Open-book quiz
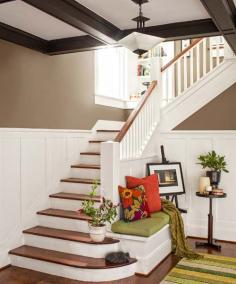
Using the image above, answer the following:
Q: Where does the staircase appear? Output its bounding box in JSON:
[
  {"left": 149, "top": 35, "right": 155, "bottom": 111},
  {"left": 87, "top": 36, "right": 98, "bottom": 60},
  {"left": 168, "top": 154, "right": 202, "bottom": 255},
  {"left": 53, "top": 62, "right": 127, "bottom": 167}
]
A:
[{"left": 9, "top": 128, "right": 137, "bottom": 282}]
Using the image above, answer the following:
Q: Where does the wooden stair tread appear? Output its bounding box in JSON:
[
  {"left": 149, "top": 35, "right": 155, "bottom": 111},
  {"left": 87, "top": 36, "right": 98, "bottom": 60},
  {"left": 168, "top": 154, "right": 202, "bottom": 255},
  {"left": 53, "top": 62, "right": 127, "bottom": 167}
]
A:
[
  {"left": 23, "top": 226, "right": 119, "bottom": 245},
  {"left": 49, "top": 192, "right": 101, "bottom": 202},
  {"left": 71, "top": 163, "right": 100, "bottom": 169},
  {"left": 9, "top": 246, "right": 136, "bottom": 269},
  {"left": 80, "top": 152, "right": 100, "bottom": 156},
  {"left": 96, "top": 130, "right": 120, "bottom": 133},
  {"left": 89, "top": 140, "right": 106, "bottom": 143},
  {"left": 61, "top": 178, "right": 100, "bottom": 184},
  {"left": 37, "top": 208, "right": 92, "bottom": 221}
]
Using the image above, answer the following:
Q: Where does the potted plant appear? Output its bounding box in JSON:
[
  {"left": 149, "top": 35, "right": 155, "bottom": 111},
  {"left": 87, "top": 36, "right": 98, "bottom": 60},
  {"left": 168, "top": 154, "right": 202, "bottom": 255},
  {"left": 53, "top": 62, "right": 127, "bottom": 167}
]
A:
[
  {"left": 80, "top": 181, "right": 118, "bottom": 242},
  {"left": 197, "top": 150, "right": 229, "bottom": 187}
]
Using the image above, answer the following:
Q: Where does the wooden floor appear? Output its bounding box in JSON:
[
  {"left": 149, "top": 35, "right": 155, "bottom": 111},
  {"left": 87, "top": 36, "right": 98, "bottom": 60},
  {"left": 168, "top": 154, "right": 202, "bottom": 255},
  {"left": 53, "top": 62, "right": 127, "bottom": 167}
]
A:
[{"left": 1, "top": 238, "right": 236, "bottom": 284}]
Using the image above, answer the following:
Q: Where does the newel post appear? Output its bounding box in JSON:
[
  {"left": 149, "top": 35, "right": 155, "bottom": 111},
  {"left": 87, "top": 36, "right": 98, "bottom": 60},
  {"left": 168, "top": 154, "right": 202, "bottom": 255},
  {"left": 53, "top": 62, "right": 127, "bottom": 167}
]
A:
[{"left": 101, "top": 141, "right": 120, "bottom": 205}]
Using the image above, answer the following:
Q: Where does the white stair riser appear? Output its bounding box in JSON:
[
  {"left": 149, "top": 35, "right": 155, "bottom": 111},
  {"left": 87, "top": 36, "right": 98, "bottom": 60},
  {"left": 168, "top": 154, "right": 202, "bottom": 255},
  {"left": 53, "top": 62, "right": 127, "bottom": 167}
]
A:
[
  {"left": 10, "top": 256, "right": 136, "bottom": 282},
  {"left": 71, "top": 168, "right": 100, "bottom": 179},
  {"left": 24, "top": 234, "right": 119, "bottom": 258},
  {"left": 88, "top": 143, "right": 101, "bottom": 152},
  {"left": 93, "top": 133, "right": 118, "bottom": 140},
  {"left": 38, "top": 215, "right": 89, "bottom": 233},
  {"left": 50, "top": 198, "right": 100, "bottom": 211},
  {"left": 80, "top": 155, "right": 100, "bottom": 165},
  {"left": 61, "top": 182, "right": 101, "bottom": 195}
]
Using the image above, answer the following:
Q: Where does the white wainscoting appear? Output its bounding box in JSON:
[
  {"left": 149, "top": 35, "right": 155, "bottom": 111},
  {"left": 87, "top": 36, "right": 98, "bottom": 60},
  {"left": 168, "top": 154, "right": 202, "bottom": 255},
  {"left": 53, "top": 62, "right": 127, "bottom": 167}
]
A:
[
  {"left": 0, "top": 128, "right": 92, "bottom": 268},
  {"left": 156, "top": 131, "right": 236, "bottom": 242}
]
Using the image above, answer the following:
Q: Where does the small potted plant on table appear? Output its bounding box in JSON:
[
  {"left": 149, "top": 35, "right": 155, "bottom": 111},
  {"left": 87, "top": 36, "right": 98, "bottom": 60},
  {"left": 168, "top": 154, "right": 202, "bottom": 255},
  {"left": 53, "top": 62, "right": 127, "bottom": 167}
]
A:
[
  {"left": 80, "top": 181, "right": 118, "bottom": 242},
  {"left": 197, "top": 150, "right": 229, "bottom": 188}
]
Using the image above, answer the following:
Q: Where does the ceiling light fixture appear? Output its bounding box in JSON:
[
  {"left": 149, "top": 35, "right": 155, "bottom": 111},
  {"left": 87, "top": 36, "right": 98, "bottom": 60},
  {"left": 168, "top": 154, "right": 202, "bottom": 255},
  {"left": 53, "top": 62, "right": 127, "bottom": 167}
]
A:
[{"left": 119, "top": 0, "right": 164, "bottom": 56}]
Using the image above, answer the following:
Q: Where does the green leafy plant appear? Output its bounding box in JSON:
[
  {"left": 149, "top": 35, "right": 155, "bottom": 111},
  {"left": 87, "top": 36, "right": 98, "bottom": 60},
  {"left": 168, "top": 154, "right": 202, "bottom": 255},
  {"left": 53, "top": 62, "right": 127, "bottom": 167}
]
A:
[
  {"left": 197, "top": 150, "right": 229, "bottom": 173},
  {"left": 80, "top": 180, "right": 118, "bottom": 227}
]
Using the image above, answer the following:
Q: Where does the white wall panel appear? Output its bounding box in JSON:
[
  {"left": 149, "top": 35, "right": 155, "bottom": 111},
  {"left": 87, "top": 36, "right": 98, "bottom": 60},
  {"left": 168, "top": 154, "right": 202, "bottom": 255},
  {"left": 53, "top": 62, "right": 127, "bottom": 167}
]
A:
[
  {"left": 158, "top": 131, "right": 236, "bottom": 242},
  {"left": 0, "top": 128, "right": 91, "bottom": 268}
]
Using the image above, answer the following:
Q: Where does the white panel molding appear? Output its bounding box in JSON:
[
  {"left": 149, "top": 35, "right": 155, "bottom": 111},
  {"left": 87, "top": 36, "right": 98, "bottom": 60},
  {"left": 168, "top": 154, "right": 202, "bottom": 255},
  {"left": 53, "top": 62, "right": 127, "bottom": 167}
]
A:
[
  {"left": 0, "top": 128, "right": 92, "bottom": 268},
  {"left": 157, "top": 130, "right": 236, "bottom": 242}
]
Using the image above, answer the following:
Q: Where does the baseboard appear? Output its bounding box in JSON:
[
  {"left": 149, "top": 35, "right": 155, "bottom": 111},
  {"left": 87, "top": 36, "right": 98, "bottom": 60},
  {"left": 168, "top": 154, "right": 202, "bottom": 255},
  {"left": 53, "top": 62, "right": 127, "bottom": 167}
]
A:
[
  {"left": 0, "top": 264, "right": 11, "bottom": 272},
  {"left": 135, "top": 252, "right": 173, "bottom": 277},
  {"left": 187, "top": 236, "right": 236, "bottom": 244}
]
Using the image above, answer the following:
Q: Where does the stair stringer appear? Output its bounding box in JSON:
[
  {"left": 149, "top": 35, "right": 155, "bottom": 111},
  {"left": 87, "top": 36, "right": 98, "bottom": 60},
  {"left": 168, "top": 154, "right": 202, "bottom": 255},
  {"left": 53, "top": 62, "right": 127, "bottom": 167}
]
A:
[{"left": 160, "top": 58, "right": 236, "bottom": 131}]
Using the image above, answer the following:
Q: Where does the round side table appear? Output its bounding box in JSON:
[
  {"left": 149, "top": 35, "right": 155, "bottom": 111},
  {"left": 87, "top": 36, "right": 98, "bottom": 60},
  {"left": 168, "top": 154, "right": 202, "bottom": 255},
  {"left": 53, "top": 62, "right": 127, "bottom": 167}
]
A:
[{"left": 195, "top": 192, "right": 227, "bottom": 251}]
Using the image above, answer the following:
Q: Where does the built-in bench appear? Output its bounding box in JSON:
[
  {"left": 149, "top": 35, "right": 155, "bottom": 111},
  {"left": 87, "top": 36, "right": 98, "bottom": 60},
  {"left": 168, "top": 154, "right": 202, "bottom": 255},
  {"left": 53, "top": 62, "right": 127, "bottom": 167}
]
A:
[
  {"left": 111, "top": 211, "right": 169, "bottom": 237},
  {"left": 107, "top": 211, "right": 173, "bottom": 275}
]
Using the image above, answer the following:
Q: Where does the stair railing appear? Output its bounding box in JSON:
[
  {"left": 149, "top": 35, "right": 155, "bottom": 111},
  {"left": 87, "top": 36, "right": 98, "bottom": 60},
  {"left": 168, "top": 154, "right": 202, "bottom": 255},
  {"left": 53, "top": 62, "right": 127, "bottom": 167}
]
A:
[
  {"left": 161, "top": 36, "right": 225, "bottom": 106},
  {"left": 114, "top": 80, "right": 158, "bottom": 160}
]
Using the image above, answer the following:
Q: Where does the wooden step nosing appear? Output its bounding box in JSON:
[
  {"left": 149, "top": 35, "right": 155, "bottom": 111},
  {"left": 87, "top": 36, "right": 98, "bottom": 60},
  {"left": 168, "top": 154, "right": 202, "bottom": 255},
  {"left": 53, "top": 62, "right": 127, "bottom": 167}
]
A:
[
  {"left": 60, "top": 179, "right": 100, "bottom": 185},
  {"left": 23, "top": 227, "right": 119, "bottom": 245},
  {"left": 80, "top": 152, "right": 100, "bottom": 156},
  {"left": 37, "top": 211, "right": 91, "bottom": 221},
  {"left": 71, "top": 165, "right": 100, "bottom": 169},
  {"left": 9, "top": 246, "right": 136, "bottom": 270},
  {"left": 88, "top": 140, "right": 106, "bottom": 143},
  {"left": 96, "top": 130, "right": 120, "bottom": 133},
  {"left": 49, "top": 193, "right": 100, "bottom": 202}
]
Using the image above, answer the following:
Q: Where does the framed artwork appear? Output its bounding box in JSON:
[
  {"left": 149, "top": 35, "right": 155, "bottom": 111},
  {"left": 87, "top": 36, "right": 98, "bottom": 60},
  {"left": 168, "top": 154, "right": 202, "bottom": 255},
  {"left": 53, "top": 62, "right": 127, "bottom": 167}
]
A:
[{"left": 147, "top": 162, "right": 185, "bottom": 196}]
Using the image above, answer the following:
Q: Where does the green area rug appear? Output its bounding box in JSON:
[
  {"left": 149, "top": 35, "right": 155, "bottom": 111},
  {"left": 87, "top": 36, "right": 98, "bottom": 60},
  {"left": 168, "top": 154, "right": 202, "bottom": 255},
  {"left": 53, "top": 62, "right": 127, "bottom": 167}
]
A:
[{"left": 161, "top": 254, "right": 236, "bottom": 283}]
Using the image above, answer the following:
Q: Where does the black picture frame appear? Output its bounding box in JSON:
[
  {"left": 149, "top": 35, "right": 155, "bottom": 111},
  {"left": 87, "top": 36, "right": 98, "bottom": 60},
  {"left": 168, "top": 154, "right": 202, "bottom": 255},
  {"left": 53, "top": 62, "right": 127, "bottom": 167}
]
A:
[{"left": 147, "top": 162, "right": 185, "bottom": 196}]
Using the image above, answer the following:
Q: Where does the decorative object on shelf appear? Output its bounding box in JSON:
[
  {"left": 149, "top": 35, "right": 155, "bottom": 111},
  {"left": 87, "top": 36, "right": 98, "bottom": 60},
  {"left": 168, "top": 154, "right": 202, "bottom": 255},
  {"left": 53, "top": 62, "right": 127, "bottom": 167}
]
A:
[
  {"left": 147, "top": 162, "right": 185, "bottom": 196},
  {"left": 80, "top": 180, "right": 118, "bottom": 242},
  {"left": 197, "top": 150, "right": 229, "bottom": 188},
  {"left": 199, "top": 176, "right": 211, "bottom": 194},
  {"left": 119, "top": 0, "right": 164, "bottom": 56},
  {"left": 212, "top": 188, "right": 224, "bottom": 196}
]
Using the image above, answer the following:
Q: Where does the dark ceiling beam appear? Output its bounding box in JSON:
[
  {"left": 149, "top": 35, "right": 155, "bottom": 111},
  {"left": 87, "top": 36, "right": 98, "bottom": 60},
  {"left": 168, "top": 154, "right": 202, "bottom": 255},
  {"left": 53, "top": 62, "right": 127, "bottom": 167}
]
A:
[
  {"left": 22, "top": 0, "right": 122, "bottom": 45},
  {"left": 200, "top": 0, "right": 236, "bottom": 53},
  {"left": 123, "top": 19, "right": 220, "bottom": 41},
  {"left": 47, "top": 35, "right": 108, "bottom": 55},
  {"left": 0, "top": 22, "right": 47, "bottom": 52}
]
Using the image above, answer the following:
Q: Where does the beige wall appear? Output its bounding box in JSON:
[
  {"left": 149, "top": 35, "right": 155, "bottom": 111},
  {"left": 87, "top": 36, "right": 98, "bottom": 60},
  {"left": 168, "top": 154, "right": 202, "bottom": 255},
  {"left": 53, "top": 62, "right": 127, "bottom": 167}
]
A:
[
  {"left": 175, "top": 83, "right": 236, "bottom": 130},
  {"left": 0, "top": 40, "right": 127, "bottom": 129}
]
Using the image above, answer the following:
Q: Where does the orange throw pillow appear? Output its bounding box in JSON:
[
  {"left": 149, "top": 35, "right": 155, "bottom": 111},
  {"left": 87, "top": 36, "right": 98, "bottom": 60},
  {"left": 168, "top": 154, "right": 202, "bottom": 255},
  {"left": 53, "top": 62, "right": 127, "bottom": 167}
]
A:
[{"left": 126, "top": 174, "right": 161, "bottom": 213}]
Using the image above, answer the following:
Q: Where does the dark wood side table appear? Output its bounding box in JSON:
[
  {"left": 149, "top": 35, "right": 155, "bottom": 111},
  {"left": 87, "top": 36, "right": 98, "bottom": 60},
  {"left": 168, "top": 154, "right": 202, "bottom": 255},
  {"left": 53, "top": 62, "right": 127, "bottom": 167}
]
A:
[{"left": 195, "top": 192, "right": 227, "bottom": 251}]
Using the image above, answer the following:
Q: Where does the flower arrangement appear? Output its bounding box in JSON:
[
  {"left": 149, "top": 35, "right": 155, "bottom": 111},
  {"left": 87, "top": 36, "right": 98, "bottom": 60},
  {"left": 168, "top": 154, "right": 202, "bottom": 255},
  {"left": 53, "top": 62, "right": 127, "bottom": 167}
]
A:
[{"left": 81, "top": 180, "right": 118, "bottom": 227}]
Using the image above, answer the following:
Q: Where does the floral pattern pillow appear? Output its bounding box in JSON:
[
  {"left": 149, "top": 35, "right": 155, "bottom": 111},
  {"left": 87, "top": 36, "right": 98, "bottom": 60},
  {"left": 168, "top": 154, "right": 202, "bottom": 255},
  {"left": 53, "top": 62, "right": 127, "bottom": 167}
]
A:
[{"left": 119, "top": 185, "right": 150, "bottom": 222}]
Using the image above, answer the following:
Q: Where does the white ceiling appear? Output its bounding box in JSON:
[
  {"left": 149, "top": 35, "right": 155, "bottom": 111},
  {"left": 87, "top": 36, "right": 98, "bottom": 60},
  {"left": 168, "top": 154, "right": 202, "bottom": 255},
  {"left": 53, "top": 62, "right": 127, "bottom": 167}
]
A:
[
  {"left": 0, "top": 0, "right": 86, "bottom": 40},
  {"left": 76, "top": 0, "right": 209, "bottom": 29}
]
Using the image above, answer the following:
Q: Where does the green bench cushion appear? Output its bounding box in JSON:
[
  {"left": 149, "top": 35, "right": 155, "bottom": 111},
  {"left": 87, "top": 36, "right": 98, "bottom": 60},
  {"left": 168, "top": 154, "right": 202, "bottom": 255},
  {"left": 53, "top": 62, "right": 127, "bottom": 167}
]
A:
[{"left": 111, "top": 211, "right": 169, "bottom": 237}]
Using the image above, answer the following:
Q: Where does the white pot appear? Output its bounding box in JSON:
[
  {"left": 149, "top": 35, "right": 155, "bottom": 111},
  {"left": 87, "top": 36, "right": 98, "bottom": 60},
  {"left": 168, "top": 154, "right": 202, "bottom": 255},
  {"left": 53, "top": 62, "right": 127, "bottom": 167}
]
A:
[{"left": 89, "top": 223, "right": 106, "bottom": 242}]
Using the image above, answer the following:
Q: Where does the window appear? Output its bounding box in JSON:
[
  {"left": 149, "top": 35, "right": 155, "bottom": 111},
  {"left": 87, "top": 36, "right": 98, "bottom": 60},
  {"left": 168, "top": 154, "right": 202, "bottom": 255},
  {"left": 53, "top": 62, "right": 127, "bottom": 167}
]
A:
[{"left": 95, "top": 47, "right": 128, "bottom": 101}]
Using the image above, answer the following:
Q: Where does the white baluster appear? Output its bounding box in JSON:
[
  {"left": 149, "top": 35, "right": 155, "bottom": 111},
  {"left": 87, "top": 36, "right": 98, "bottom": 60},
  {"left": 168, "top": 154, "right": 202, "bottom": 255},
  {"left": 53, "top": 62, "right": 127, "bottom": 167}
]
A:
[
  {"left": 196, "top": 44, "right": 200, "bottom": 81},
  {"left": 177, "top": 60, "right": 181, "bottom": 96},
  {"left": 210, "top": 38, "right": 213, "bottom": 71},
  {"left": 216, "top": 43, "right": 220, "bottom": 66},
  {"left": 203, "top": 38, "right": 207, "bottom": 76},
  {"left": 184, "top": 54, "right": 188, "bottom": 91},
  {"left": 190, "top": 48, "right": 194, "bottom": 85}
]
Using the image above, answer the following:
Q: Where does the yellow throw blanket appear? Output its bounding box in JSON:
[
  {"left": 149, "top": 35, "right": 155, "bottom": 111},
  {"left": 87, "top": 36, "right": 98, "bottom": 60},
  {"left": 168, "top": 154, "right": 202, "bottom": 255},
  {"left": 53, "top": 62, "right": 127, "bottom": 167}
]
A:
[{"left": 161, "top": 198, "right": 202, "bottom": 259}]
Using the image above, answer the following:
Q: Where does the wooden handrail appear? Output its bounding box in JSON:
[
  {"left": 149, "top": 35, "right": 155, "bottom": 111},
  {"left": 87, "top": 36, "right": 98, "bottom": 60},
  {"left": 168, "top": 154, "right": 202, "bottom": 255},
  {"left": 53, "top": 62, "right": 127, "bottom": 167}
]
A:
[
  {"left": 115, "top": 80, "right": 157, "bottom": 143},
  {"left": 161, "top": 38, "right": 203, "bottom": 72}
]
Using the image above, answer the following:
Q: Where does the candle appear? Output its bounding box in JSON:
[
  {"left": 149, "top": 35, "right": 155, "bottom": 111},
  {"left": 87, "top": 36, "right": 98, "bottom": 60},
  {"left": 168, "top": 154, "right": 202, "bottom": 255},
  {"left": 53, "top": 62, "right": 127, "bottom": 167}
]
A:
[{"left": 199, "top": 177, "right": 210, "bottom": 194}]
